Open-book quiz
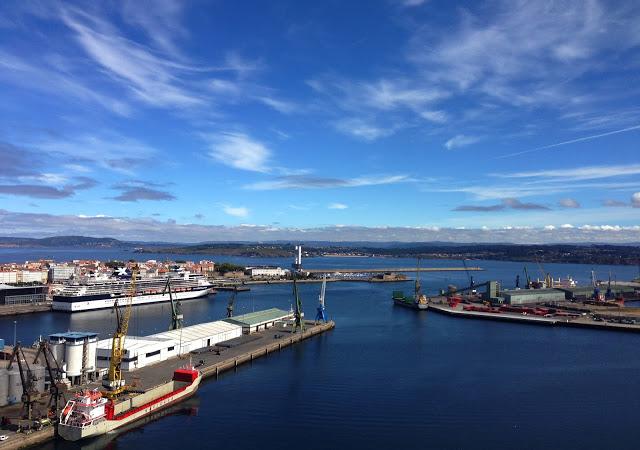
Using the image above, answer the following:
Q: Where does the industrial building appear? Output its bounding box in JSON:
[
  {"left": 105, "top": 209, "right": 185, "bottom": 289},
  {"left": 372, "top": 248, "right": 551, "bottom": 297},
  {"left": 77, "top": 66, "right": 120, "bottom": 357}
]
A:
[
  {"left": 0, "top": 284, "right": 47, "bottom": 305},
  {"left": 0, "top": 270, "right": 48, "bottom": 284},
  {"left": 49, "top": 264, "right": 76, "bottom": 281},
  {"left": 224, "top": 308, "right": 293, "bottom": 334},
  {"left": 96, "top": 320, "right": 243, "bottom": 371},
  {"left": 502, "top": 288, "right": 566, "bottom": 305}
]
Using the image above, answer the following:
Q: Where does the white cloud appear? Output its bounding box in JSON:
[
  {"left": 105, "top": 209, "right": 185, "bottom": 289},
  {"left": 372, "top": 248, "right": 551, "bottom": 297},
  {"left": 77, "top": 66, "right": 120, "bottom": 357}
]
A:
[
  {"left": 402, "top": 0, "right": 426, "bottom": 6},
  {"left": 121, "top": 0, "right": 187, "bottom": 54},
  {"left": 204, "top": 132, "right": 271, "bottom": 173},
  {"left": 334, "top": 118, "right": 399, "bottom": 141},
  {"left": 2, "top": 209, "right": 640, "bottom": 243},
  {"left": 558, "top": 198, "right": 580, "bottom": 208},
  {"left": 496, "top": 164, "right": 640, "bottom": 181},
  {"left": 444, "top": 134, "right": 480, "bottom": 150},
  {"left": 34, "top": 133, "right": 157, "bottom": 175},
  {"left": 255, "top": 96, "right": 297, "bottom": 114},
  {"left": 419, "top": 110, "right": 448, "bottom": 124},
  {"left": 632, "top": 192, "right": 640, "bottom": 208},
  {"left": 328, "top": 203, "right": 348, "bottom": 210},
  {"left": 0, "top": 50, "right": 132, "bottom": 116},
  {"left": 222, "top": 205, "right": 249, "bottom": 218},
  {"left": 61, "top": 7, "right": 205, "bottom": 109},
  {"left": 245, "top": 174, "right": 411, "bottom": 190},
  {"left": 499, "top": 125, "right": 640, "bottom": 159}
]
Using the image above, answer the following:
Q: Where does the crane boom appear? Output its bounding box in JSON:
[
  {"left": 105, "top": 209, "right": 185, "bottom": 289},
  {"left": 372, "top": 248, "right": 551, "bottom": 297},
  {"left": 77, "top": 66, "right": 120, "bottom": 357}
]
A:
[
  {"left": 34, "top": 340, "right": 65, "bottom": 415},
  {"left": 226, "top": 287, "right": 238, "bottom": 318},
  {"left": 103, "top": 265, "right": 137, "bottom": 396},
  {"left": 292, "top": 276, "right": 305, "bottom": 333},
  {"left": 8, "top": 344, "right": 38, "bottom": 420},
  {"left": 315, "top": 274, "right": 327, "bottom": 323},
  {"left": 163, "top": 276, "right": 183, "bottom": 330}
]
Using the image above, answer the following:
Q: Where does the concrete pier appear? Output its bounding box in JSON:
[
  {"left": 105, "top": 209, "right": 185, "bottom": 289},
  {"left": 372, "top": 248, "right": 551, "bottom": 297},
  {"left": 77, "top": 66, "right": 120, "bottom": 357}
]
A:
[{"left": 428, "top": 303, "right": 640, "bottom": 333}]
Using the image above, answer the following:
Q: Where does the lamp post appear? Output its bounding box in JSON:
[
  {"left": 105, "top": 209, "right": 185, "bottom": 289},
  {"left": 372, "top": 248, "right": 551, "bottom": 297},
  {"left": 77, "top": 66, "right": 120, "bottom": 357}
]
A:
[{"left": 13, "top": 320, "right": 17, "bottom": 346}]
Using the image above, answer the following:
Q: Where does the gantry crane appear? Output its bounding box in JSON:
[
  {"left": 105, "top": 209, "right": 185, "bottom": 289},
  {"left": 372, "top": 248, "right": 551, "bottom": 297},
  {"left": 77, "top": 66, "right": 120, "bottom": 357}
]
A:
[
  {"left": 102, "top": 265, "right": 137, "bottom": 397},
  {"left": 462, "top": 259, "right": 475, "bottom": 292},
  {"left": 226, "top": 286, "right": 238, "bottom": 318},
  {"left": 33, "top": 340, "right": 65, "bottom": 417},
  {"left": 315, "top": 274, "right": 327, "bottom": 323},
  {"left": 292, "top": 276, "right": 305, "bottom": 333},
  {"left": 7, "top": 344, "right": 38, "bottom": 420},
  {"left": 163, "top": 276, "right": 183, "bottom": 330}
]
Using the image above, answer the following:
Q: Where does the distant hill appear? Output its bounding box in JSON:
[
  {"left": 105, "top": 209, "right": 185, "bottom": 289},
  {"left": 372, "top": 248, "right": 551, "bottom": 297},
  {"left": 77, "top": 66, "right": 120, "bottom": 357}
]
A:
[
  {"left": 1, "top": 236, "right": 639, "bottom": 265},
  {"left": 0, "top": 236, "right": 127, "bottom": 248}
]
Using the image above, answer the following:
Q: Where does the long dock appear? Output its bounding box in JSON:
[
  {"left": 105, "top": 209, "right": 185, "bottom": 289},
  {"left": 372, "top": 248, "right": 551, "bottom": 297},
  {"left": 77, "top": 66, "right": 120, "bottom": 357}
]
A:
[
  {"left": 0, "top": 303, "right": 51, "bottom": 317},
  {"left": 428, "top": 303, "right": 640, "bottom": 333},
  {"left": 130, "top": 320, "right": 335, "bottom": 390},
  {"left": 305, "top": 267, "right": 483, "bottom": 274}
]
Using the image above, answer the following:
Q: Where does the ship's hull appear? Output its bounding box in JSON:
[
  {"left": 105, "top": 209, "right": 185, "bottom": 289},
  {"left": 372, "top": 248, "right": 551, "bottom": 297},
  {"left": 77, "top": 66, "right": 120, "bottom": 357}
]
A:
[
  {"left": 58, "top": 374, "right": 202, "bottom": 441},
  {"left": 52, "top": 287, "right": 214, "bottom": 312},
  {"left": 393, "top": 298, "right": 428, "bottom": 310}
]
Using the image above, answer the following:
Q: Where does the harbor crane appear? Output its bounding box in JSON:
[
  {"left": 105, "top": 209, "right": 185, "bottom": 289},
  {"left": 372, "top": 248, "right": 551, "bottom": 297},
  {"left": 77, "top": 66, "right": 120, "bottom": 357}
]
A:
[
  {"left": 315, "top": 275, "right": 327, "bottom": 323},
  {"left": 102, "top": 265, "right": 137, "bottom": 397},
  {"left": 7, "top": 343, "right": 38, "bottom": 420},
  {"left": 462, "top": 259, "right": 475, "bottom": 292},
  {"left": 291, "top": 276, "right": 305, "bottom": 333},
  {"left": 523, "top": 266, "right": 532, "bottom": 288},
  {"left": 33, "top": 340, "right": 65, "bottom": 417},
  {"left": 226, "top": 287, "right": 239, "bottom": 318},
  {"left": 163, "top": 276, "right": 183, "bottom": 330}
]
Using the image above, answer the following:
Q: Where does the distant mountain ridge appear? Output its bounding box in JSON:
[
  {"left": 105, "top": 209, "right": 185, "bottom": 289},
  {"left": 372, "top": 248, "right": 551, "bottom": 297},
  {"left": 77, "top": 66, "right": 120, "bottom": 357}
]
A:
[
  {"left": 0, "top": 236, "right": 639, "bottom": 265},
  {"left": 0, "top": 236, "right": 126, "bottom": 248}
]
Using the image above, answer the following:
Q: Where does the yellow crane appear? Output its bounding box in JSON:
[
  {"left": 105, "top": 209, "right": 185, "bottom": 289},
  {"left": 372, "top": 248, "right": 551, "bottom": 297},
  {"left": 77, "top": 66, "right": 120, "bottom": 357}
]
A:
[{"left": 102, "top": 264, "right": 137, "bottom": 397}]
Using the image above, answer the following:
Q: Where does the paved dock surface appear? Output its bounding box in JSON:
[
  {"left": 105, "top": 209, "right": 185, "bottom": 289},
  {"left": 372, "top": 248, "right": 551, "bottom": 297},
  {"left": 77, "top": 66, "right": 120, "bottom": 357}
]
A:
[
  {"left": 127, "top": 320, "right": 334, "bottom": 390},
  {"left": 0, "top": 303, "right": 51, "bottom": 317},
  {"left": 429, "top": 303, "right": 640, "bottom": 332}
]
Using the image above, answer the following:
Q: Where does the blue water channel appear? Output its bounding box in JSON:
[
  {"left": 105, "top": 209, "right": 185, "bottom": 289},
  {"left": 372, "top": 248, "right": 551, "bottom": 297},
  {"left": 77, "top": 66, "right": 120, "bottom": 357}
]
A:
[{"left": 1, "top": 251, "right": 639, "bottom": 449}]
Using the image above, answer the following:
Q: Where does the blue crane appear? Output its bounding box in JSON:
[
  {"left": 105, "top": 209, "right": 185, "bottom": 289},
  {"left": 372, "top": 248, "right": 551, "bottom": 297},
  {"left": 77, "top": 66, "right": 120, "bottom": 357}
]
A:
[{"left": 315, "top": 274, "right": 327, "bottom": 323}]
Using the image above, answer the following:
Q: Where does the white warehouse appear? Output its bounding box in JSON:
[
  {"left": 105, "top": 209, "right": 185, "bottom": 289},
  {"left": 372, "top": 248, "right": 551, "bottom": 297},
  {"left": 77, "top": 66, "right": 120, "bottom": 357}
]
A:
[
  {"left": 96, "top": 320, "right": 242, "bottom": 371},
  {"left": 246, "top": 266, "right": 288, "bottom": 278}
]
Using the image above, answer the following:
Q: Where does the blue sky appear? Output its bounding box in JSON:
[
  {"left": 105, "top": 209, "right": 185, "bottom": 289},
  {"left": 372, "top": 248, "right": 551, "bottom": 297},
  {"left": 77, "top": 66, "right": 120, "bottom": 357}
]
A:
[{"left": 1, "top": 0, "right": 639, "bottom": 243}]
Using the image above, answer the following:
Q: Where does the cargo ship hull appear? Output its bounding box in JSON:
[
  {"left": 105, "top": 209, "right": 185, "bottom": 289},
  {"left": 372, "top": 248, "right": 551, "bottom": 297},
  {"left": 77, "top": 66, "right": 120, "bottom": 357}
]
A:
[
  {"left": 53, "top": 287, "right": 214, "bottom": 312},
  {"left": 59, "top": 369, "right": 201, "bottom": 441},
  {"left": 393, "top": 298, "right": 429, "bottom": 310}
]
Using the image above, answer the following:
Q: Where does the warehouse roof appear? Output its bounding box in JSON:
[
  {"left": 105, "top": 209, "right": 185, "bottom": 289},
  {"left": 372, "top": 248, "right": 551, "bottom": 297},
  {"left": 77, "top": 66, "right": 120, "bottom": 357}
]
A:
[
  {"left": 152, "top": 320, "right": 240, "bottom": 342},
  {"left": 97, "top": 336, "right": 168, "bottom": 352},
  {"left": 502, "top": 288, "right": 564, "bottom": 296},
  {"left": 96, "top": 320, "right": 242, "bottom": 351},
  {"left": 50, "top": 331, "right": 98, "bottom": 340},
  {"left": 224, "top": 308, "right": 292, "bottom": 327}
]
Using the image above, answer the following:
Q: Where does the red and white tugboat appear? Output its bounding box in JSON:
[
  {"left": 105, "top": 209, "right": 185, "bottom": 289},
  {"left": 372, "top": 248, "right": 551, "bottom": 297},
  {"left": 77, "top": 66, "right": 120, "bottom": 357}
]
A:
[{"left": 58, "top": 365, "right": 202, "bottom": 442}]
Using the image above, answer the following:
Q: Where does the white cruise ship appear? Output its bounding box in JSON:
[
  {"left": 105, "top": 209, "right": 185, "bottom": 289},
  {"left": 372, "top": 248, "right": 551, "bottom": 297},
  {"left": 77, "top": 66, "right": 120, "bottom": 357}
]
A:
[{"left": 52, "top": 272, "right": 215, "bottom": 312}]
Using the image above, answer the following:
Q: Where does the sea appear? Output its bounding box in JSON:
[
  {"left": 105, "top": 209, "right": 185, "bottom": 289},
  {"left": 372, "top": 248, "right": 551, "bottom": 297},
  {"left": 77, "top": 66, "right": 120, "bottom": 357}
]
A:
[{"left": 1, "top": 248, "right": 640, "bottom": 450}]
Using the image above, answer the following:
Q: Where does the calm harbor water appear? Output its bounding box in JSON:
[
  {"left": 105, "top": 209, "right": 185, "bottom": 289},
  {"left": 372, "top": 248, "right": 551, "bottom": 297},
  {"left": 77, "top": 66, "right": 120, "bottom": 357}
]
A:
[{"left": 1, "top": 249, "right": 640, "bottom": 449}]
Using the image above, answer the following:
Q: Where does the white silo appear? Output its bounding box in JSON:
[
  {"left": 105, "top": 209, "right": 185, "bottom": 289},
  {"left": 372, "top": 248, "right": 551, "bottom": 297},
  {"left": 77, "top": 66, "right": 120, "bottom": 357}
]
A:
[
  {"left": 64, "top": 338, "right": 84, "bottom": 378},
  {"left": 7, "top": 368, "right": 22, "bottom": 404},
  {"left": 48, "top": 334, "right": 66, "bottom": 366},
  {"left": 32, "top": 364, "right": 46, "bottom": 393},
  {"left": 85, "top": 334, "right": 98, "bottom": 372},
  {"left": 0, "top": 369, "right": 8, "bottom": 407}
]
